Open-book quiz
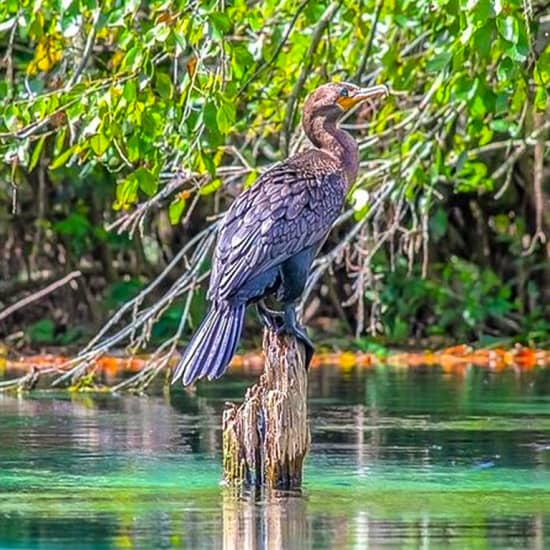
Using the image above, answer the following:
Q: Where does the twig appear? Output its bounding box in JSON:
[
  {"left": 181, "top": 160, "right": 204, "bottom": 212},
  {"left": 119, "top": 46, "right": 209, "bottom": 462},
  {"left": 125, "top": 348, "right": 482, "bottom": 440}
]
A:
[
  {"left": 107, "top": 175, "right": 192, "bottom": 235},
  {"left": 523, "top": 111, "right": 547, "bottom": 255},
  {"left": 110, "top": 275, "right": 198, "bottom": 393},
  {"left": 51, "top": 228, "right": 217, "bottom": 386},
  {"left": 354, "top": 0, "right": 384, "bottom": 82},
  {"left": 237, "top": 0, "right": 310, "bottom": 95},
  {"left": 491, "top": 119, "right": 550, "bottom": 181},
  {"left": 281, "top": 1, "right": 342, "bottom": 154},
  {"left": 65, "top": 8, "right": 102, "bottom": 90},
  {"left": 0, "top": 271, "right": 81, "bottom": 322},
  {"left": 3, "top": 13, "right": 18, "bottom": 98}
]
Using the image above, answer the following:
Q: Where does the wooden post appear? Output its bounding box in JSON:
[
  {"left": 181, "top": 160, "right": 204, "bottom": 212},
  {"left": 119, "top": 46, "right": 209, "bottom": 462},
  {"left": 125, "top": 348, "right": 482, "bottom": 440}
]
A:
[{"left": 222, "top": 328, "right": 310, "bottom": 489}]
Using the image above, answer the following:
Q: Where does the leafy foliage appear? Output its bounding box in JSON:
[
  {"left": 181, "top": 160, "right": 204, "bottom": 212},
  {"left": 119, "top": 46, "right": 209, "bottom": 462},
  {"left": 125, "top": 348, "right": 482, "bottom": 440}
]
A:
[{"left": 0, "top": 0, "right": 548, "bottom": 346}]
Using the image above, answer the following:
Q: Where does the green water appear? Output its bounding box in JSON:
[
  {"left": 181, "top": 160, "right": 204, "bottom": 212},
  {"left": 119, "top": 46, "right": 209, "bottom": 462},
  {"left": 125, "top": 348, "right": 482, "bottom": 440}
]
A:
[{"left": 0, "top": 365, "right": 549, "bottom": 549}]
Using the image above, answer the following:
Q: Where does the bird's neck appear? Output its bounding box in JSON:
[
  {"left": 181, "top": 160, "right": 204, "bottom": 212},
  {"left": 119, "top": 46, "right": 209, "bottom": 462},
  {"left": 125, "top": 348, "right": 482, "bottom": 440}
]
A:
[{"left": 305, "top": 116, "right": 359, "bottom": 186}]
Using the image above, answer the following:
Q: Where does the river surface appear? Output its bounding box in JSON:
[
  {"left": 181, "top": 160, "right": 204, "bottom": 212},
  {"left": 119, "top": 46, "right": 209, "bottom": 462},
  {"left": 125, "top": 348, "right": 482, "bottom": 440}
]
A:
[{"left": 0, "top": 365, "right": 549, "bottom": 549}]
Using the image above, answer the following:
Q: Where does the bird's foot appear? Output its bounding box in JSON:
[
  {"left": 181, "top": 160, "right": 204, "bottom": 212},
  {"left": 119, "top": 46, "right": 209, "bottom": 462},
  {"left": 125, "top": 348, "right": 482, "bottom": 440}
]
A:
[
  {"left": 276, "top": 316, "right": 314, "bottom": 369},
  {"left": 256, "top": 300, "right": 284, "bottom": 330}
]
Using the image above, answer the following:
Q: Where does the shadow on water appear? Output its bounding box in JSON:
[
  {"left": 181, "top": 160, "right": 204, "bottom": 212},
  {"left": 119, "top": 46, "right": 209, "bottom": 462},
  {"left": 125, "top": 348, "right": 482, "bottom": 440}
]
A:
[{"left": 0, "top": 364, "right": 549, "bottom": 549}]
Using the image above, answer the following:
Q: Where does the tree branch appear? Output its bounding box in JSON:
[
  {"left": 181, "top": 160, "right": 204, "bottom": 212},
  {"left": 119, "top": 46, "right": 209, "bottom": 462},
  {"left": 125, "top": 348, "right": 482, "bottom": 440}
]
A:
[
  {"left": 281, "top": 1, "right": 342, "bottom": 155},
  {"left": 65, "top": 8, "right": 102, "bottom": 90},
  {"left": 354, "top": 0, "right": 384, "bottom": 82},
  {"left": 0, "top": 271, "right": 81, "bottom": 322}
]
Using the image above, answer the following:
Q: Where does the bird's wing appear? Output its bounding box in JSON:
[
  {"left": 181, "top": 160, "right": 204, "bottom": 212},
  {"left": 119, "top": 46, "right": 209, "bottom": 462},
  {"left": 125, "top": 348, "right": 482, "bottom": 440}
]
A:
[{"left": 208, "top": 154, "right": 345, "bottom": 302}]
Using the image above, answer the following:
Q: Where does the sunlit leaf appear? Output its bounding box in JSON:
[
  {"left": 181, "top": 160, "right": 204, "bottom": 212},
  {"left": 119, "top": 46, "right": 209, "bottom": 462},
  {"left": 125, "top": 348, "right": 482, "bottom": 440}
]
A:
[
  {"left": 49, "top": 144, "right": 79, "bottom": 170},
  {"left": 198, "top": 178, "right": 222, "bottom": 196},
  {"left": 28, "top": 135, "right": 46, "bottom": 171},
  {"left": 168, "top": 196, "right": 186, "bottom": 224},
  {"left": 216, "top": 100, "right": 235, "bottom": 134},
  {"left": 90, "top": 133, "right": 110, "bottom": 156},
  {"left": 116, "top": 174, "right": 139, "bottom": 206},
  {"left": 497, "top": 15, "right": 518, "bottom": 44}
]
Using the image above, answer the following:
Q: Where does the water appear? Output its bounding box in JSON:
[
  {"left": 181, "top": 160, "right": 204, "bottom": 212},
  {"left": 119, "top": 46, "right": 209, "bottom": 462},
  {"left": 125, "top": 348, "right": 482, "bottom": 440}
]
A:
[{"left": 0, "top": 365, "right": 549, "bottom": 549}]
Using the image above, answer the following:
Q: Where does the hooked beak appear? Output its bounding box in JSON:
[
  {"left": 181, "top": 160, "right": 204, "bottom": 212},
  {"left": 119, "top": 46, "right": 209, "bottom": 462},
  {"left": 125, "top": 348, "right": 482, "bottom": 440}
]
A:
[{"left": 337, "top": 84, "right": 389, "bottom": 111}]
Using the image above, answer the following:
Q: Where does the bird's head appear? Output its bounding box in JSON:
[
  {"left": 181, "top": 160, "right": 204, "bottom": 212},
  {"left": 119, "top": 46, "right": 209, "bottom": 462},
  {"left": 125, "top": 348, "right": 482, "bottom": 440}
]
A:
[{"left": 303, "top": 82, "right": 389, "bottom": 123}]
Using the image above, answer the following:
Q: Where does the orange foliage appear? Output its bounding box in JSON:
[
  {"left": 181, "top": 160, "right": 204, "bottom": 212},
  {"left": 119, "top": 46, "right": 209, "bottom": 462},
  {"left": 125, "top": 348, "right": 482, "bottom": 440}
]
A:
[{"left": 3, "top": 345, "right": 549, "bottom": 377}]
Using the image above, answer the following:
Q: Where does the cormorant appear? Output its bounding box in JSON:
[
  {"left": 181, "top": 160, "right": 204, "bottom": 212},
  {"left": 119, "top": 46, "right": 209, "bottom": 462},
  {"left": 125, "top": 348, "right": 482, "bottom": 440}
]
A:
[{"left": 172, "top": 82, "right": 389, "bottom": 386}]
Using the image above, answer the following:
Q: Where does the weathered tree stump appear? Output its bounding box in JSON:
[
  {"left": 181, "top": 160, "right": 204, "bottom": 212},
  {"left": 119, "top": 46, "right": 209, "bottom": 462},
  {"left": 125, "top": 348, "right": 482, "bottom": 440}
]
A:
[{"left": 222, "top": 328, "right": 310, "bottom": 489}]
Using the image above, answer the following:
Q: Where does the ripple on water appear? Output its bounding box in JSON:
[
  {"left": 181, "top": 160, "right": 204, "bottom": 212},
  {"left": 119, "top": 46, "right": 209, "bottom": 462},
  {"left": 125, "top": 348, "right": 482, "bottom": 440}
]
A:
[{"left": 0, "top": 365, "right": 549, "bottom": 549}]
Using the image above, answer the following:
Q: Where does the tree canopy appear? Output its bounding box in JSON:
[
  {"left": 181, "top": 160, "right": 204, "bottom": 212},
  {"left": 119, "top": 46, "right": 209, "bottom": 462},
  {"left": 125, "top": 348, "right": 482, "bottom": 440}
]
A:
[{"left": 0, "top": 0, "right": 549, "bottom": 360}]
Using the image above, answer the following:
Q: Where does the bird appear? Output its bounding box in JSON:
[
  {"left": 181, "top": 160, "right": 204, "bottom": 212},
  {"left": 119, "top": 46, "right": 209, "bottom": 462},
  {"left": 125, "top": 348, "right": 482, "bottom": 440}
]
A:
[{"left": 172, "top": 81, "right": 389, "bottom": 386}]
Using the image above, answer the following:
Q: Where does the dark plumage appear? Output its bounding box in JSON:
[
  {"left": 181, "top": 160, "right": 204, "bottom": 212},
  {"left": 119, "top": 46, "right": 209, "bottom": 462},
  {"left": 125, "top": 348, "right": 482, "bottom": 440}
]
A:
[{"left": 172, "top": 82, "right": 389, "bottom": 386}]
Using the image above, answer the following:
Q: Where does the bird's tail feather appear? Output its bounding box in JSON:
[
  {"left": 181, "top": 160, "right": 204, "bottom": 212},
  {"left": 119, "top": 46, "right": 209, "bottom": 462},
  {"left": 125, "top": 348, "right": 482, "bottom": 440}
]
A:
[{"left": 172, "top": 303, "right": 245, "bottom": 386}]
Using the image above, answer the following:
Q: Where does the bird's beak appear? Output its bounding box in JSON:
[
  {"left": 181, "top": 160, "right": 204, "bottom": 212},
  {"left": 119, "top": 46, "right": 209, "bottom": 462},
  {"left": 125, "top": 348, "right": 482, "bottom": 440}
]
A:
[{"left": 337, "top": 84, "right": 389, "bottom": 111}]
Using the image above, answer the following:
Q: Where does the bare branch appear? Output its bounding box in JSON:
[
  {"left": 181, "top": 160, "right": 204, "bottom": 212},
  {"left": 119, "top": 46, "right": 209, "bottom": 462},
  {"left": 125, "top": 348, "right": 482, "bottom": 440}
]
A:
[
  {"left": 281, "top": 1, "right": 342, "bottom": 155},
  {"left": 65, "top": 8, "right": 102, "bottom": 90},
  {"left": 0, "top": 271, "right": 81, "bottom": 322}
]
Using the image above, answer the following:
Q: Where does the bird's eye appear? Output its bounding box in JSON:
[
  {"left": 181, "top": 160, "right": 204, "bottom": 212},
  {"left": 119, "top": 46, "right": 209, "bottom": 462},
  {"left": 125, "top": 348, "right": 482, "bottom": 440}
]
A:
[{"left": 339, "top": 87, "right": 349, "bottom": 97}]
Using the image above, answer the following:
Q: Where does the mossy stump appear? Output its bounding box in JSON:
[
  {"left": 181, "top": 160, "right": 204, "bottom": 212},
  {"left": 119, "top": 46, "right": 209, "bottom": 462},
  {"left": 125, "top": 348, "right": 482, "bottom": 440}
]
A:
[{"left": 222, "top": 328, "right": 310, "bottom": 489}]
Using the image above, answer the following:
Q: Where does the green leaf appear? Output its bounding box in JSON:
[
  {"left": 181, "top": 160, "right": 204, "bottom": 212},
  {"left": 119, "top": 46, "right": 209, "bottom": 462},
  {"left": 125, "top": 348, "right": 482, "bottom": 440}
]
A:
[
  {"left": 105, "top": 279, "right": 144, "bottom": 309},
  {"left": 199, "top": 178, "right": 222, "bottom": 196},
  {"left": 457, "top": 161, "right": 490, "bottom": 191},
  {"left": 116, "top": 174, "right": 139, "bottom": 206},
  {"left": 134, "top": 167, "right": 157, "bottom": 197},
  {"left": 216, "top": 100, "right": 235, "bottom": 134},
  {"left": 510, "top": 84, "right": 526, "bottom": 113},
  {"left": 490, "top": 119, "right": 509, "bottom": 133},
  {"left": 429, "top": 208, "right": 448, "bottom": 241},
  {"left": 469, "top": 95, "right": 486, "bottom": 118},
  {"left": 478, "top": 125, "right": 493, "bottom": 146},
  {"left": 230, "top": 44, "right": 254, "bottom": 79},
  {"left": 497, "top": 15, "right": 518, "bottom": 44},
  {"left": 496, "top": 57, "right": 514, "bottom": 82},
  {"left": 350, "top": 188, "right": 369, "bottom": 212},
  {"left": 49, "top": 144, "right": 79, "bottom": 170},
  {"left": 473, "top": 24, "right": 493, "bottom": 59},
  {"left": 27, "top": 319, "right": 55, "bottom": 344},
  {"left": 503, "top": 42, "right": 527, "bottom": 62},
  {"left": 150, "top": 22, "right": 171, "bottom": 42},
  {"left": 121, "top": 46, "right": 143, "bottom": 71},
  {"left": 90, "top": 133, "right": 110, "bottom": 156},
  {"left": 426, "top": 51, "right": 452, "bottom": 73},
  {"left": 28, "top": 135, "right": 46, "bottom": 171},
  {"left": 155, "top": 72, "right": 173, "bottom": 99},
  {"left": 203, "top": 101, "right": 222, "bottom": 147},
  {"left": 123, "top": 80, "right": 137, "bottom": 102},
  {"left": 470, "top": 0, "right": 495, "bottom": 23},
  {"left": 126, "top": 134, "right": 140, "bottom": 163},
  {"left": 534, "top": 86, "right": 548, "bottom": 112},
  {"left": 0, "top": 17, "right": 16, "bottom": 34},
  {"left": 534, "top": 49, "right": 550, "bottom": 86},
  {"left": 197, "top": 151, "right": 216, "bottom": 177},
  {"left": 244, "top": 169, "right": 258, "bottom": 188},
  {"left": 54, "top": 212, "right": 91, "bottom": 238},
  {"left": 141, "top": 110, "right": 157, "bottom": 136},
  {"left": 168, "top": 197, "right": 186, "bottom": 224},
  {"left": 209, "top": 12, "right": 231, "bottom": 37}
]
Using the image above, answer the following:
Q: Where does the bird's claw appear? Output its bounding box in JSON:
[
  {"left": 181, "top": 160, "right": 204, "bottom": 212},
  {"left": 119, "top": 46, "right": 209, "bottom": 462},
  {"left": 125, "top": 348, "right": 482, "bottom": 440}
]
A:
[
  {"left": 256, "top": 300, "right": 284, "bottom": 330},
  {"left": 276, "top": 322, "right": 314, "bottom": 369},
  {"left": 258, "top": 301, "right": 314, "bottom": 368}
]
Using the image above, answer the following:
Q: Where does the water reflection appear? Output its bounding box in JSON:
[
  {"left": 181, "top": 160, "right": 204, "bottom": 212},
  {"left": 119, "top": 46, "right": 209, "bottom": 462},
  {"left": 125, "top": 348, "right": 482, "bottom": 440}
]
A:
[
  {"left": 220, "top": 488, "right": 550, "bottom": 550},
  {"left": 0, "top": 365, "right": 548, "bottom": 549},
  {"left": 223, "top": 490, "right": 307, "bottom": 550}
]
